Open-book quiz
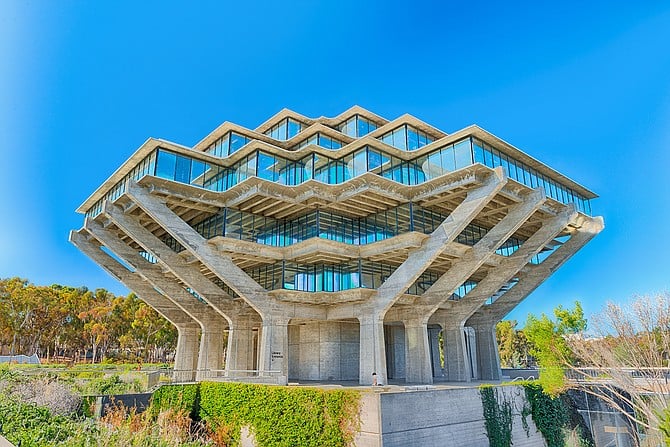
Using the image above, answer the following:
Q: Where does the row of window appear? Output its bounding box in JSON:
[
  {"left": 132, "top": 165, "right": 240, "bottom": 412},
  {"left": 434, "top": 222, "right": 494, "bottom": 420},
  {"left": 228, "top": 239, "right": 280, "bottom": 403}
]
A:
[
  {"left": 296, "top": 132, "right": 343, "bottom": 150},
  {"left": 379, "top": 124, "right": 434, "bottom": 151},
  {"left": 191, "top": 205, "right": 532, "bottom": 259},
  {"left": 85, "top": 137, "right": 592, "bottom": 218},
  {"left": 246, "top": 260, "right": 476, "bottom": 296},
  {"left": 472, "top": 139, "right": 588, "bottom": 212},
  {"left": 265, "top": 117, "right": 304, "bottom": 140},
  {"left": 205, "top": 132, "right": 249, "bottom": 158},
  {"left": 205, "top": 121, "right": 433, "bottom": 156},
  {"left": 337, "top": 114, "right": 378, "bottom": 137},
  {"left": 153, "top": 140, "right": 592, "bottom": 213}
]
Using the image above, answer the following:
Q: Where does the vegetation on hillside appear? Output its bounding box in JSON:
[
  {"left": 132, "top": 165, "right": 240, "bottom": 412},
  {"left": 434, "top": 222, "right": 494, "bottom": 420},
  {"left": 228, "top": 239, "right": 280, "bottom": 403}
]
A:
[{"left": 0, "top": 277, "right": 177, "bottom": 363}]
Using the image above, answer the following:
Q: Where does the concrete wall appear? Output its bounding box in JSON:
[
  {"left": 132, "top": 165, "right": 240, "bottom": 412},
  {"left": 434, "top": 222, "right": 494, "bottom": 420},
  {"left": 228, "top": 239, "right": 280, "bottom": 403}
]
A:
[
  {"left": 355, "top": 385, "right": 547, "bottom": 447},
  {"left": 288, "top": 321, "right": 359, "bottom": 381}
]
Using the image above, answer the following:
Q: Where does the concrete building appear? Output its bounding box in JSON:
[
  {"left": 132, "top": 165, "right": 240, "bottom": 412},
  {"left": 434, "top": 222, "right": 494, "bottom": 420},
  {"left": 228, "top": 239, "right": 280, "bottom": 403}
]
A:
[{"left": 70, "top": 106, "right": 603, "bottom": 385}]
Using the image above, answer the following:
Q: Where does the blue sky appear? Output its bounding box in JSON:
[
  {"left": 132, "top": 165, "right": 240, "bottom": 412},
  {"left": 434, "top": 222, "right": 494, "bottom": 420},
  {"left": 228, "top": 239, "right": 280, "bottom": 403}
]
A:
[{"left": 1, "top": 1, "right": 669, "bottom": 324}]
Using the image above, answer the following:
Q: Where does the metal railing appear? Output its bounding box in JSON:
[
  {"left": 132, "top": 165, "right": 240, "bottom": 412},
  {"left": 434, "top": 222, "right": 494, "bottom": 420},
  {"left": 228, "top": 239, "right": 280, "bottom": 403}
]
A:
[{"left": 171, "top": 369, "right": 287, "bottom": 385}]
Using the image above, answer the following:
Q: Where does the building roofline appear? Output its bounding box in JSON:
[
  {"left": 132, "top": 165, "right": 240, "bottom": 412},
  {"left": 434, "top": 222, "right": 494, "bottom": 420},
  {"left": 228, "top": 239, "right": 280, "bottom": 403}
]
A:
[{"left": 76, "top": 112, "right": 598, "bottom": 213}]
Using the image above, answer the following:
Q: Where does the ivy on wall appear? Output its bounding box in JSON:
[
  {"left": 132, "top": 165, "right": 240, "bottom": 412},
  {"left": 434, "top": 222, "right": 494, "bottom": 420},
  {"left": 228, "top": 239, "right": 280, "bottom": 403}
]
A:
[
  {"left": 480, "top": 385, "right": 513, "bottom": 447},
  {"left": 522, "top": 383, "right": 593, "bottom": 447},
  {"left": 150, "top": 382, "right": 360, "bottom": 447}
]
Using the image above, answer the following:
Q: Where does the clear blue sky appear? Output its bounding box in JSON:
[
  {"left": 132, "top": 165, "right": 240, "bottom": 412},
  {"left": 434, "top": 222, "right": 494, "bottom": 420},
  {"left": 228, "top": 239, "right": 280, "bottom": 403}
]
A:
[{"left": 1, "top": 1, "right": 669, "bottom": 324}]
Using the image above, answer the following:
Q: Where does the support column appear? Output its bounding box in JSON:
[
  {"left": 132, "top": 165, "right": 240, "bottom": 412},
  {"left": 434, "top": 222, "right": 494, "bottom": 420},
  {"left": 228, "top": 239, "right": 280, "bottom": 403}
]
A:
[
  {"left": 258, "top": 317, "right": 289, "bottom": 384},
  {"left": 196, "top": 321, "right": 226, "bottom": 380},
  {"left": 226, "top": 317, "right": 258, "bottom": 373},
  {"left": 442, "top": 323, "right": 471, "bottom": 382},
  {"left": 174, "top": 327, "right": 200, "bottom": 382},
  {"left": 472, "top": 322, "right": 501, "bottom": 381},
  {"left": 359, "top": 315, "right": 387, "bottom": 386},
  {"left": 404, "top": 319, "right": 433, "bottom": 384}
]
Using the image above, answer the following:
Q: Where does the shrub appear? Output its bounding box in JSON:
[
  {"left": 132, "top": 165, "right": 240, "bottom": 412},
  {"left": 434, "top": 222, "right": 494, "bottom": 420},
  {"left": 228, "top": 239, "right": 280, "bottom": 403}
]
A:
[{"left": 150, "top": 382, "right": 361, "bottom": 447}]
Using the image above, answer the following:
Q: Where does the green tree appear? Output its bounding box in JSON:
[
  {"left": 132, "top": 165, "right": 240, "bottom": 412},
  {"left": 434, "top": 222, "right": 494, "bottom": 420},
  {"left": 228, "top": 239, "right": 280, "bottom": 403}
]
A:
[{"left": 524, "top": 301, "right": 586, "bottom": 395}]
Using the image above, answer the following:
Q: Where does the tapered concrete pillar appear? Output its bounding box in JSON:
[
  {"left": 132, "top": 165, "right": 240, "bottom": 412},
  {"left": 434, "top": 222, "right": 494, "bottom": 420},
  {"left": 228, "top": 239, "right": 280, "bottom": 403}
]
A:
[
  {"left": 258, "top": 317, "right": 289, "bottom": 383},
  {"left": 174, "top": 327, "right": 200, "bottom": 382},
  {"left": 428, "top": 326, "right": 443, "bottom": 378},
  {"left": 472, "top": 323, "right": 501, "bottom": 380},
  {"left": 404, "top": 319, "right": 433, "bottom": 384},
  {"left": 196, "top": 321, "right": 226, "bottom": 380},
  {"left": 359, "top": 316, "right": 387, "bottom": 385},
  {"left": 442, "top": 324, "right": 470, "bottom": 382}
]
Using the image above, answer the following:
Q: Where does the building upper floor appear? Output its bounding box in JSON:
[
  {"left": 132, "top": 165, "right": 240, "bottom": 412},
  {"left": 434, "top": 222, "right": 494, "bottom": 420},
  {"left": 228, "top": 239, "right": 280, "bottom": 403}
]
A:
[{"left": 78, "top": 106, "right": 597, "bottom": 219}]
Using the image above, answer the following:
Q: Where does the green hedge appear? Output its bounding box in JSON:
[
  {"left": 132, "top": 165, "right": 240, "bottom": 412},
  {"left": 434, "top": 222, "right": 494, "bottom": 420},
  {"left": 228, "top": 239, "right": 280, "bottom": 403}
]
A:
[
  {"left": 150, "top": 383, "right": 200, "bottom": 420},
  {"left": 150, "top": 382, "right": 360, "bottom": 447}
]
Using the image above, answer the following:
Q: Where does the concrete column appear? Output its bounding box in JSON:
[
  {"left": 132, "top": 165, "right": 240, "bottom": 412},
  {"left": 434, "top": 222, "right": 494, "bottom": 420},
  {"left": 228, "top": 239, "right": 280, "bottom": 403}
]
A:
[
  {"left": 226, "top": 319, "right": 257, "bottom": 373},
  {"left": 258, "top": 317, "right": 289, "bottom": 383},
  {"left": 404, "top": 319, "right": 433, "bottom": 384},
  {"left": 442, "top": 324, "right": 471, "bottom": 382},
  {"left": 427, "top": 326, "right": 443, "bottom": 378},
  {"left": 196, "top": 321, "right": 225, "bottom": 380},
  {"left": 472, "top": 322, "right": 502, "bottom": 381},
  {"left": 174, "top": 327, "right": 200, "bottom": 382},
  {"left": 359, "top": 315, "right": 387, "bottom": 385}
]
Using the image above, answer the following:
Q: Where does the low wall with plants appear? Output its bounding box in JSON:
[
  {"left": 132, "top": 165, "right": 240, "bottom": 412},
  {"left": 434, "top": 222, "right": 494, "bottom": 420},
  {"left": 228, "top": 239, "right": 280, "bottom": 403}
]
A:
[
  {"left": 150, "top": 382, "right": 361, "bottom": 447},
  {"left": 480, "top": 383, "right": 594, "bottom": 447}
]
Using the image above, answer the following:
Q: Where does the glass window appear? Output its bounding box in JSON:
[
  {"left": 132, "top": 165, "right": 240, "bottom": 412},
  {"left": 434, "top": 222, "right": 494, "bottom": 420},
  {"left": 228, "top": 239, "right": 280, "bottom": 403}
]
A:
[
  {"left": 407, "top": 127, "right": 419, "bottom": 150},
  {"left": 156, "top": 150, "right": 177, "bottom": 180},
  {"left": 175, "top": 155, "right": 191, "bottom": 183},
  {"left": 440, "top": 146, "right": 456, "bottom": 172},
  {"left": 257, "top": 152, "right": 276, "bottom": 181},
  {"left": 190, "top": 160, "right": 205, "bottom": 187},
  {"left": 357, "top": 118, "right": 369, "bottom": 137},
  {"left": 473, "top": 141, "right": 485, "bottom": 164},
  {"left": 392, "top": 126, "right": 407, "bottom": 150},
  {"left": 229, "top": 132, "right": 248, "bottom": 155},
  {"left": 287, "top": 119, "right": 302, "bottom": 139},
  {"left": 454, "top": 140, "right": 473, "bottom": 169}
]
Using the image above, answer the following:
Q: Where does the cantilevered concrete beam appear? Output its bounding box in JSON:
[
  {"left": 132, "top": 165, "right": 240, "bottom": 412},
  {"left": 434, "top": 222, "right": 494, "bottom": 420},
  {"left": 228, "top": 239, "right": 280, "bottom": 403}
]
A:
[
  {"left": 467, "top": 217, "right": 604, "bottom": 327},
  {"left": 83, "top": 219, "right": 240, "bottom": 379},
  {"left": 122, "top": 183, "right": 325, "bottom": 380},
  {"left": 438, "top": 207, "right": 578, "bottom": 381},
  {"left": 464, "top": 217, "right": 604, "bottom": 378},
  {"left": 353, "top": 169, "right": 506, "bottom": 385},
  {"left": 383, "top": 187, "right": 545, "bottom": 383},
  {"left": 371, "top": 169, "right": 507, "bottom": 315},
  {"left": 100, "top": 204, "right": 259, "bottom": 378},
  {"left": 70, "top": 230, "right": 201, "bottom": 381},
  {"left": 124, "top": 182, "right": 274, "bottom": 314}
]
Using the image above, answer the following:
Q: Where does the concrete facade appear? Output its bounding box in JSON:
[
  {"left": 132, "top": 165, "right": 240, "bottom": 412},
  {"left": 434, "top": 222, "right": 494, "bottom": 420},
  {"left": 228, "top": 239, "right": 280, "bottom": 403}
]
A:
[
  {"left": 355, "top": 385, "right": 547, "bottom": 447},
  {"left": 71, "top": 106, "right": 603, "bottom": 385}
]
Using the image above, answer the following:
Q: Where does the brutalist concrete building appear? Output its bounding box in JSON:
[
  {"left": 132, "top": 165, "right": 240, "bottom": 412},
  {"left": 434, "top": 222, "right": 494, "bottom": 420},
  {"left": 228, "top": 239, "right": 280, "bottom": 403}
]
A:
[{"left": 70, "top": 106, "right": 603, "bottom": 385}]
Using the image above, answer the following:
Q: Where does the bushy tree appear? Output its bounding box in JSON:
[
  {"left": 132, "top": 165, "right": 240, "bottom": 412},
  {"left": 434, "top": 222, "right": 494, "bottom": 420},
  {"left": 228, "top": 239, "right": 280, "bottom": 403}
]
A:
[
  {"left": 524, "top": 301, "right": 586, "bottom": 395},
  {"left": 0, "top": 278, "right": 177, "bottom": 363},
  {"left": 496, "top": 320, "right": 530, "bottom": 368}
]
